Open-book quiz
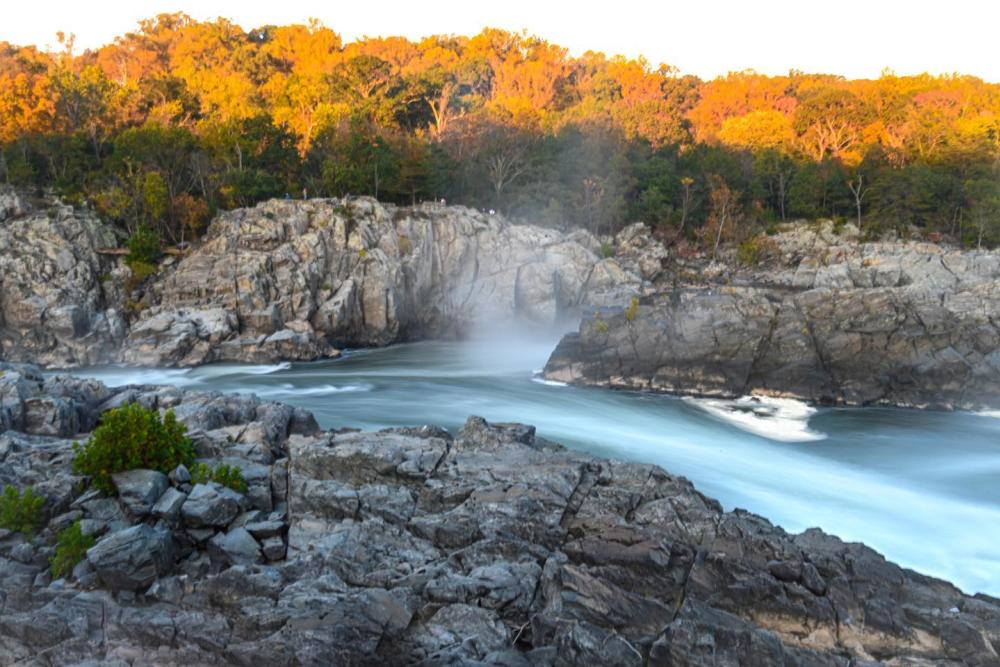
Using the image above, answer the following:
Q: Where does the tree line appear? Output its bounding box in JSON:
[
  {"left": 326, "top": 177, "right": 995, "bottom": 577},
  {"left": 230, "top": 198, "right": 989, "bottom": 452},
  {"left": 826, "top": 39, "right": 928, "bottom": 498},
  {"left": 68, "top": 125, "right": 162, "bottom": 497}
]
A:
[{"left": 3, "top": 13, "right": 1000, "bottom": 248}]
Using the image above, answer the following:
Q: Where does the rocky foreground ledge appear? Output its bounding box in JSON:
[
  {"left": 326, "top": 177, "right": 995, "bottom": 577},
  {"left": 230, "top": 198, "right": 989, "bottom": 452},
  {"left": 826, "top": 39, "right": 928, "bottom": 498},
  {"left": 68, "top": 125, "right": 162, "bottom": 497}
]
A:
[
  {"left": 1, "top": 365, "right": 999, "bottom": 665},
  {"left": 546, "top": 227, "right": 1000, "bottom": 410}
]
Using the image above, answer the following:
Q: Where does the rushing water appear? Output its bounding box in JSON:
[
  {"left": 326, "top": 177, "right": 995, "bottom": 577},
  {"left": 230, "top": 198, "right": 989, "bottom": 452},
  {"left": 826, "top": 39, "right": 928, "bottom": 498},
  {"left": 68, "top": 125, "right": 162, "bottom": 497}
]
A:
[{"left": 65, "top": 332, "right": 1000, "bottom": 596}]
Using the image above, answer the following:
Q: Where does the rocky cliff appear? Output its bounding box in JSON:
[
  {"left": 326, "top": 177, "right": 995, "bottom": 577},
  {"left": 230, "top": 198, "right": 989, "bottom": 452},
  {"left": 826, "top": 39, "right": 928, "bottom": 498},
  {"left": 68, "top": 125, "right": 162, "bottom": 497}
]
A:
[
  {"left": 545, "top": 224, "right": 1000, "bottom": 410},
  {"left": 2, "top": 367, "right": 998, "bottom": 665},
  {"left": 122, "top": 197, "right": 636, "bottom": 366},
  {"left": 0, "top": 194, "right": 127, "bottom": 367},
  {"left": 0, "top": 189, "right": 637, "bottom": 368}
]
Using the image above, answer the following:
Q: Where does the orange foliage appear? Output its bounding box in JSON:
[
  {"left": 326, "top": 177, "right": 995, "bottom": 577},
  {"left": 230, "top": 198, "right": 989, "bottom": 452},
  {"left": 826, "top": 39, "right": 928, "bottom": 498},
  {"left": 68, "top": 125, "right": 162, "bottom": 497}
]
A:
[{"left": 3, "top": 16, "right": 1000, "bottom": 169}]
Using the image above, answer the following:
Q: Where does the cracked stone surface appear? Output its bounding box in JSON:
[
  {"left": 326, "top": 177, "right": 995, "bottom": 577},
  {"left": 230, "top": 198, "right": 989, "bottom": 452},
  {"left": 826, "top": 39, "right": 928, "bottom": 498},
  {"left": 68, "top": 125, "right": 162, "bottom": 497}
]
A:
[
  {"left": 1, "top": 368, "right": 998, "bottom": 665},
  {"left": 544, "top": 280, "right": 1000, "bottom": 410},
  {"left": 0, "top": 187, "right": 642, "bottom": 368}
]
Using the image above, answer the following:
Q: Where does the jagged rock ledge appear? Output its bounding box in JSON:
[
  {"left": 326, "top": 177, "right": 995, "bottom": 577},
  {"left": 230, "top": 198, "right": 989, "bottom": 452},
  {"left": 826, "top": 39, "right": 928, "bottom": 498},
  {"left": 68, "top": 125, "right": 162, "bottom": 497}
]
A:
[
  {"left": 0, "top": 188, "right": 640, "bottom": 369},
  {"left": 545, "top": 236, "right": 1000, "bottom": 410},
  {"left": 1, "top": 363, "right": 998, "bottom": 665}
]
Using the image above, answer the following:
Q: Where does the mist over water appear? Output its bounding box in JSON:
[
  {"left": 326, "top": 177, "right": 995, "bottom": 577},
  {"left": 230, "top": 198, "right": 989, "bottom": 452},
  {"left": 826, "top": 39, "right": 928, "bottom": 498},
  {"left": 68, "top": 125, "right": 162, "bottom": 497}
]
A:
[{"left": 66, "top": 330, "right": 1000, "bottom": 596}]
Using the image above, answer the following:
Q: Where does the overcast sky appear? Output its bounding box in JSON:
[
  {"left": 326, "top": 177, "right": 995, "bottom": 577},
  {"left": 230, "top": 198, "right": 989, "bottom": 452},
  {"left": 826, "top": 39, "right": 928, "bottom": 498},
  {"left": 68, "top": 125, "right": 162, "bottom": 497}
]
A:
[{"left": 4, "top": 0, "right": 997, "bottom": 82}]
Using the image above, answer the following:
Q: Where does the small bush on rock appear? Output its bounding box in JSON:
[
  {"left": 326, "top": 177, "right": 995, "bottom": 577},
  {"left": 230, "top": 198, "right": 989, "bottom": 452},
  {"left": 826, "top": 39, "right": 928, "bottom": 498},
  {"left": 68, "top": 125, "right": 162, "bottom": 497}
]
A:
[
  {"left": 126, "top": 225, "right": 161, "bottom": 265},
  {"left": 190, "top": 462, "right": 247, "bottom": 493},
  {"left": 72, "top": 403, "right": 195, "bottom": 494},
  {"left": 124, "top": 259, "right": 157, "bottom": 292},
  {"left": 0, "top": 485, "right": 45, "bottom": 534},
  {"left": 50, "top": 520, "right": 95, "bottom": 578},
  {"left": 624, "top": 297, "right": 639, "bottom": 322}
]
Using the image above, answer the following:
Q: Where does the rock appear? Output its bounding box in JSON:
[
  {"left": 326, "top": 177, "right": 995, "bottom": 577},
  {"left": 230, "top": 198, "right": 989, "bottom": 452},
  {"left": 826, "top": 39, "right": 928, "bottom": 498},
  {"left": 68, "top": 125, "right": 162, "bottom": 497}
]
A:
[
  {"left": 117, "top": 197, "right": 636, "bottom": 366},
  {"left": 260, "top": 536, "right": 286, "bottom": 561},
  {"left": 0, "top": 194, "right": 124, "bottom": 367},
  {"left": 545, "top": 280, "right": 1000, "bottom": 409},
  {"left": 244, "top": 520, "right": 283, "bottom": 539},
  {"left": 180, "top": 483, "right": 242, "bottom": 528},
  {"left": 112, "top": 470, "right": 169, "bottom": 517},
  {"left": 0, "top": 184, "right": 28, "bottom": 222},
  {"left": 170, "top": 464, "right": 191, "bottom": 485},
  {"left": 71, "top": 558, "right": 95, "bottom": 583},
  {"left": 207, "top": 527, "right": 262, "bottom": 566},
  {"left": 86, "top": 525, "right": 174, "bottom": 590},
  {"left": 0, "top": 192, "right": 643, "bottom": 369},
  {"left": 151, "top": 487, "right": 187, "bottom": 521}
]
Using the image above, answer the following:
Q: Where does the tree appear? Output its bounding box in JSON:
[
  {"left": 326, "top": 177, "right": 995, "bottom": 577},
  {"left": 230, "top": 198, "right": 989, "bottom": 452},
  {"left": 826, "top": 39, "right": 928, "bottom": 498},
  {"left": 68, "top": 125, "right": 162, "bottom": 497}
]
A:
[
  {"left": 846, "top": 172, "right": 869, "bottom": 228},
  {"left": 794, "top": 88, "right": 869, "bottom": 163},
  {"left": 963, "top": 177, "right": 1000, "bottom": 248},
  {"left": 705, "top": 175, "right": 742, "bottom": 259}
]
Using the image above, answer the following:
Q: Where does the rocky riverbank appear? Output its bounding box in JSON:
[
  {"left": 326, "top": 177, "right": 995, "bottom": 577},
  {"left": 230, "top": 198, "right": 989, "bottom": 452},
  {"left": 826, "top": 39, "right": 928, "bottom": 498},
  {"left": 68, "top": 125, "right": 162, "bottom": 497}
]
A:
[
  {"left": 1, "top": 366, "right": 999, "bottom": 665},
  {"left": 545, "top": 222, "right": 1000, "bottom": 410},
  {"left": 0, "top": 188, "right": 639, "bottom": 368}
]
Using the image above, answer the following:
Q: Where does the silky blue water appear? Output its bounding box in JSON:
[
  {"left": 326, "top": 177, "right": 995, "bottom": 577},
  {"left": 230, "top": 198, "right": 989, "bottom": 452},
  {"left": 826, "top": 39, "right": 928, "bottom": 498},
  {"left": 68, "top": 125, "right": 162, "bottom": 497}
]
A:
[{"left": 66, "top": 335, "right": 1000, "bottom": 596}]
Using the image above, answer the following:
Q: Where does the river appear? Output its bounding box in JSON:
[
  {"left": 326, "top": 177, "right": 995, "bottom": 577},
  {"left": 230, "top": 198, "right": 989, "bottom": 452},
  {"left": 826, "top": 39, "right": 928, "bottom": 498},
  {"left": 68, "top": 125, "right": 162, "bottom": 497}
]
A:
[{"left": 65, "top": 332, "right": 1000, "bottom": 596}]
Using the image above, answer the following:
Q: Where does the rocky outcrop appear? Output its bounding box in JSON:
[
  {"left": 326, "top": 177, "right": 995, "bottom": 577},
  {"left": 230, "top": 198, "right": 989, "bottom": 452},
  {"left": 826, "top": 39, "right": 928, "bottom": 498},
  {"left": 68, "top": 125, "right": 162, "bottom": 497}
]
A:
[
  {"left": 1, "top": 368, "right": 999, "bottom": 665},
  {"left": 546, "top": 226, "right": 1000, "bottom": 410},
  {"left": 0, "top": 190, "right": 639, "bottom": 368},
  {"left": 0, "top": 188, "right": 127, "bottom": 367},
  {"left": 121, "top": 198, "right": 637, "bottom": 366}
]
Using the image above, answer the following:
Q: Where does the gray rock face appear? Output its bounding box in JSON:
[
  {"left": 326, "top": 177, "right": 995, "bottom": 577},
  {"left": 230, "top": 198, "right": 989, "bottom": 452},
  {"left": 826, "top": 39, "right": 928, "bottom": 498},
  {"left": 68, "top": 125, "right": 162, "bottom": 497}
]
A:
[
  {"left": 111, "top": 469, "right": 169, "bottom": 517},
  {"left": 207, "top": 527, "right": 262, "bottom": 565},
  {"left": 85, "top": 525, "right": 174, "bottom": 590},
  {"left": 545, "top": 279, "right": 1000, "bottom": 409},
  {"left": 119, "top": 197, "right": 636, "bottom": 366},
  {"left": 0, "top": 191, "right": 639, "bottom": 368},
  {"left": 151, "top": 487, "right": 187, "bottom": 521},
  {"left": 180, "top": 483, "right": 242, "bottom": 528},
  {"left": 0, "top": 192, "right": 125, "bottom": 367}
]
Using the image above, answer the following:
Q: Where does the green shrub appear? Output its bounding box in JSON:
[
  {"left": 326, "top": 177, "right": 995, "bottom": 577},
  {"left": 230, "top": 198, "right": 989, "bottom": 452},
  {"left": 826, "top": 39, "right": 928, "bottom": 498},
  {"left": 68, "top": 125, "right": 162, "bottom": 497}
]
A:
[
  {"left": 624, "top": 297, "right": 639, "bottom": 323},
  {"left": 398, "top": 235, "right": 413, "bottom": 255},
  {"left": 593, "top": 318, "right": 610, "bottom": 333},
  {"left": 126, "top": 225, "right": 161, "bottom": 265},
  {"left": 124, "top": 259, "right": 157, "bottom": 292},
  {"left": 50, "top": 520, "right": 95, "bottom": 578},
  {"left": 600, "top": 242, "right": 615, "bottom": 258},
  {"left": 72, "top": 403, "right": 195, "bottom": 495},
  {"left": 737, "top": 238, "right": 762, "bottom": 266},
  {"left": 190, "top": 462, "right": 248, "bottom": 493},
  {"left": 0, "top": 486, "right": 45, "bottom": 534}
]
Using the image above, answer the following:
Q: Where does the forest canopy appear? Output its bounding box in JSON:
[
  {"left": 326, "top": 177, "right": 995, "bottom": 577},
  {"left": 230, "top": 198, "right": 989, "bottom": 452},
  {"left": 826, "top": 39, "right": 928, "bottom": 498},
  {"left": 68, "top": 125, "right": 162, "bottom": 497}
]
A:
[{"left": 3, "top": 14, "right": 1000, "bottom": 247}]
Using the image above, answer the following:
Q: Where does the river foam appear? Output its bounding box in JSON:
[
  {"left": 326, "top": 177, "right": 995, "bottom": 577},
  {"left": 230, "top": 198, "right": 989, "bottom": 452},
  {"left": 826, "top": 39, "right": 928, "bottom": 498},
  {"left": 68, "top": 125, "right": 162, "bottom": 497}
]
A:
[{"left": 682, "top": 395, "right": 827, "bottom": 443}]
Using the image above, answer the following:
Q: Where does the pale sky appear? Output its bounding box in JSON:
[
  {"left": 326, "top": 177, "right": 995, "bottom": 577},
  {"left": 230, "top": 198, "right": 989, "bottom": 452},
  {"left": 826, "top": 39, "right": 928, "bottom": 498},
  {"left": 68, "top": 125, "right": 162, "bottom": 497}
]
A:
[{"left": 4, "top": 0, "right": 999, "bottom": 82}]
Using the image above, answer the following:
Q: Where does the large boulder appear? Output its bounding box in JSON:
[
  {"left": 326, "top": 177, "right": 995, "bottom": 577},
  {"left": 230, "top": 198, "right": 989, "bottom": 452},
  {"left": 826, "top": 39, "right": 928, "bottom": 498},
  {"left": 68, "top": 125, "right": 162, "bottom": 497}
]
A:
[
  {"left": 86, "top": 524, "right": 174, "bottom": 590},
  {"left": 207, "top": 527, "right": 262, "bottom": 566},
  {"left": 112, "top": 470, "right": 169, "bottom": 517},
  {"left": 180, "top": 483, "right": 243, "bottom": 528}
]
